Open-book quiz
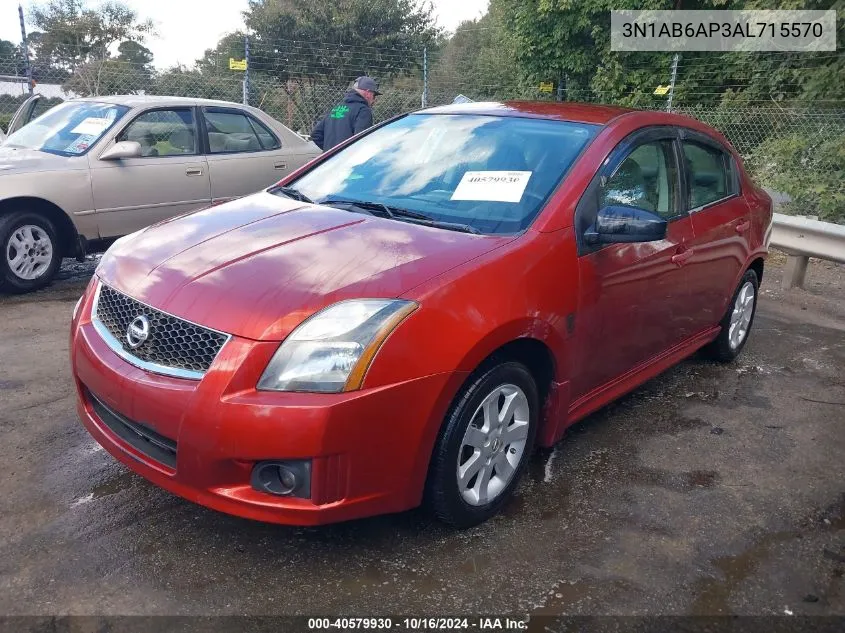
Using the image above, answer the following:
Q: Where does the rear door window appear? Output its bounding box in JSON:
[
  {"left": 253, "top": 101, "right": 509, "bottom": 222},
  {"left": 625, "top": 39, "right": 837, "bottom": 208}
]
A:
[
  {"left": 682, "top": 141, "right": 734, "bottom": 209},
  {"left": 203, "top": 109, "right": 280, "bottom": 153}
]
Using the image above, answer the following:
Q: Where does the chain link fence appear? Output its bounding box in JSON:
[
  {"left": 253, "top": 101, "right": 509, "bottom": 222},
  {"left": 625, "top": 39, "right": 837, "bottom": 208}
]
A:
[{"left": 1, "top": 46, "right": 843, "bottom": 222}]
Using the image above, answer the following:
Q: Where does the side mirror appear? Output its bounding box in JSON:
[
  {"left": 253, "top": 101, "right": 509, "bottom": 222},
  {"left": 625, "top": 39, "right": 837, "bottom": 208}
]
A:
[
  {"left": 100, "top": 140, "right": 142, "bottom": 161},
  {"left": 585, "top": 205, "right": 668, "bottom": 245}
]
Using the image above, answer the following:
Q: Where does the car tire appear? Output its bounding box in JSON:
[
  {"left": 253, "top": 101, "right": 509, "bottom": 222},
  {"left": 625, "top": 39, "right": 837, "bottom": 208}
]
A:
[
  {"left": 425, "top": 360, "right": 539, "bottom": 528},
  {"left": 702, "top": 269, "right": 759, "bottom": 362},
  {"left": 0, "top": 211, "right": 62, "bottom": 294}
]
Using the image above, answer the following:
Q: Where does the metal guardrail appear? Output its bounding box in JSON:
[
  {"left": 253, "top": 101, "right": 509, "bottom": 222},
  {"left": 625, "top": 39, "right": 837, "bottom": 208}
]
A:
[{"left": 771, "top": 213, "right": 845, "bottom": 289}]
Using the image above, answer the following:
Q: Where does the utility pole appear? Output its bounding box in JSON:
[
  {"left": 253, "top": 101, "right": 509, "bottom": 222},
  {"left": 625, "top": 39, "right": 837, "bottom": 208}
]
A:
[
  {"left": 422, "top": 47, "right": 428, "bottom": 108},
  {"left": 666, "top": 53, "right": 679, "bottom": 112},
  {"left": 19, "top": 4, "right": 33, "bottom": 94}
]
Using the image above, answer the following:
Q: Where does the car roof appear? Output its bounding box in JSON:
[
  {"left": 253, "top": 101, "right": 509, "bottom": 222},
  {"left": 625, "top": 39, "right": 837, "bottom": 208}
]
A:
[
  {"left": 417, "top": 101, "right": 636, "bottom": 125},
  {"left": 72, "top": 95, "right": 249, "bottom": 109}
]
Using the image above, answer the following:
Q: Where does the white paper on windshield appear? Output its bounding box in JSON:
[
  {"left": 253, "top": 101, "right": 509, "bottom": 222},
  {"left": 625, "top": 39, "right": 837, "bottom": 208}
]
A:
[
  {"left": 70, "top": 117, "right": 112, "bottom": 136},
  {"left": 451, "top": 171, "right": 532, "bottom": 203},
  {"left": 65, "top": 134, "right": 96, "bottom": 154}
]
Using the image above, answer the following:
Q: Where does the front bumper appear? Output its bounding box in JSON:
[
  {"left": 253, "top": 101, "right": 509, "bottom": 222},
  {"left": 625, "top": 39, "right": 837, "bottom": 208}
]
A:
[{"left": 70, "top": 290, "right": 458, "bottom": 526}]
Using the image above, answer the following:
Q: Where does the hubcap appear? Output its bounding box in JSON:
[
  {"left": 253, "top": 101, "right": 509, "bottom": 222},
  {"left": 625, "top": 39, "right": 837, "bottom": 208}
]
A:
[
  {"left": 6, "top": 224, "right": 53, "bottom": 281},
  {"left": 728, "top": 281, "right": 755, "bottom": 350},
  {"left": 457, "top": 383, "right": 530, "bottom": 506}
]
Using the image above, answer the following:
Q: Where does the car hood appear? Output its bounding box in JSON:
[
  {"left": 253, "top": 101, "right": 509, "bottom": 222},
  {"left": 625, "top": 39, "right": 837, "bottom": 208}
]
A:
[
  {"left": 0, "top": 146, "right": 84, "bottom": 174},
  {"left": 96, "top": 191, "right": 511, "bottom": 341}
]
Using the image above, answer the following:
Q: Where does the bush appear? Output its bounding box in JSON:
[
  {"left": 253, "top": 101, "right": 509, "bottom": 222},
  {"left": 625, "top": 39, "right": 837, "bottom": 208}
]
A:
[{"left": 749, "top": 132, "right": 845, "bottom": 225}]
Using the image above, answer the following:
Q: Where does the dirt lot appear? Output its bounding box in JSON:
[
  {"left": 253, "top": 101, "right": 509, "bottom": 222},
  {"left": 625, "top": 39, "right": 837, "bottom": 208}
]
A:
[{"left": 0, "top": 254, "right": 843, "bottom": 620}]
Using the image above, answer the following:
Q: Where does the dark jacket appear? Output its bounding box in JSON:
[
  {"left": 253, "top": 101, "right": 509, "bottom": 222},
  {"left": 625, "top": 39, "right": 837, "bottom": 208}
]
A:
[{"left": 310, "top": 90, "right": 374, "bottom": 151}]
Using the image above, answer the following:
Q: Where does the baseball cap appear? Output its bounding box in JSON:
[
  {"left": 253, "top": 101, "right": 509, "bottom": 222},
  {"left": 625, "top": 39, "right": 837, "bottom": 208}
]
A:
[{"left": 354, "top": 76, "right": 382, "bottom": 95}]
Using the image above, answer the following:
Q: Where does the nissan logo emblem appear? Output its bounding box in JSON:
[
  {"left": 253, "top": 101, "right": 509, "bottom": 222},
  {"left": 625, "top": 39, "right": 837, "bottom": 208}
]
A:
[{"left": 126, "top": 315, "right": 150, "bottom": 349}]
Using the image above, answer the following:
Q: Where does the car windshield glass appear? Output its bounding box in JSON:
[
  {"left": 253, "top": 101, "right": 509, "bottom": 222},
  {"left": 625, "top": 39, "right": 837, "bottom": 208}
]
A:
[
  {"left": 288, "top": 113, "right": 598, "bottom": 235},
  {"left": 3, "top": 101, "right": 129, "bottom": 156}
]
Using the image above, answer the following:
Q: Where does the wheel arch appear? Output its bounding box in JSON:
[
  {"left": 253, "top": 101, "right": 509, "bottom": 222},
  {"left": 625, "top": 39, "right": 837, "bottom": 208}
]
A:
[
  {"left": 409, "top": 326, "right": 562, "bottom": 509},
  {"left": 748, "top": 256, "right": 764, "bottom": 284},
  {"left": 0, "top": 196, "right": 80, "bottom": 258}
]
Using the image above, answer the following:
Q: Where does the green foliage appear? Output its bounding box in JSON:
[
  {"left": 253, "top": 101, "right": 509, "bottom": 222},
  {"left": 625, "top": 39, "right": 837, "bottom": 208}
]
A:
[
  {"left": 29, "top": 0, "right": 154, "bottom": 70},
  {"left": 26, "top": 0, "right": 153, "bottom": 95},
  {"left": 0, "top": 40, "right": 24, "bottom": 76},
  {"left": 63, "top": 59, "right": 151, "bottom": 96},
  {"left": 750, "top": 132, "right": 845, "bottom": 224},
  {"left": 493, "top": 0, "right": 843, "bottom": 107},
  {"left": 242, "top": 0, "right": 440, "bottom": 82},
  {"left": 428, "top": 7, "right": 521, "bottom": 100},
  {"left": 150, "top": 67, "right": 243, "bottom": 103},
  {"left": 0, "top": 93, "right": 63, "bottom": 134},
  {"left": 117, "top": 40, "right": 153, "bottom": 67}
]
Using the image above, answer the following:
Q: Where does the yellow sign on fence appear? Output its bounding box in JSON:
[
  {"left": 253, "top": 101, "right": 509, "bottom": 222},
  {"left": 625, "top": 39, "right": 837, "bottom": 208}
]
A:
[
  {"left": 653, "top": 85, "right": 670, "bottom": 95},
  {"left": 229, "top": 58, "right": 247, "bottom": 71},
  {"left": 539, "top": 81, "right": 554, "bottom": 93}
]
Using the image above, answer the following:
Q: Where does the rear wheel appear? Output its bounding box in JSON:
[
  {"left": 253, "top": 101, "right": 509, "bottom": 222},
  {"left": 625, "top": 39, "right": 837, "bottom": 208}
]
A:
[
  {"left": 702, "top": 269, "right": 759, "bottom": 362},
  {"left": 426, "top": 361, "right": 538, "bottom": 528},
  {"left": 0, "top": 211, "right": 61, "bottom": 294}
]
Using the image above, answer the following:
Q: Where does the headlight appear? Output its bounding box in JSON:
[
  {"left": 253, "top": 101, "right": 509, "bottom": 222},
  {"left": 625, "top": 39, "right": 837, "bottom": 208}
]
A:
[{"left": 257, "top": 299, "right": 418, "bottom": 393}]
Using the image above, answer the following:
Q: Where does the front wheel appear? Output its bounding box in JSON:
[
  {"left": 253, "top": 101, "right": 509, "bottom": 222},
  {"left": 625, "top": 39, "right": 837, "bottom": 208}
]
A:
[
  {"left": 0, "top": 211, "right": 62, "bottom": 294},
  {"left": 426, "top": 361, "right": 539, "bottom": 528},
  {"left": 702, "top": 269, "right": 759, "bottom": 362}
]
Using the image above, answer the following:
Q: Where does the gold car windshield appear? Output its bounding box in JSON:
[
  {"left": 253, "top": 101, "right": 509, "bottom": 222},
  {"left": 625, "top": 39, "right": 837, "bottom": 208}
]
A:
[{"left": 3, "top": 101, "right": 129, "bottom": 157}]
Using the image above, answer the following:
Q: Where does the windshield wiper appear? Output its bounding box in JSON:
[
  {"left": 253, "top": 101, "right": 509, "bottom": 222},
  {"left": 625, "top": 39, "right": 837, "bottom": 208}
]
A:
[
  {"left": 270, "top": 185, "right": 313, "bottom": 204},
  {"left": 320, "top": 197, "right": 481, "bottom": 234},
  {"left": 320, "top": 197, "right": 397, "bottom": 219}
]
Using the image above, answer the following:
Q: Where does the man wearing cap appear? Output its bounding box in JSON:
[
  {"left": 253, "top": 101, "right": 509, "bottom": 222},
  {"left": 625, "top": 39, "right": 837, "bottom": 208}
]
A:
[{"left": 310, "top": 76, "right": 381, "bottom": 151}]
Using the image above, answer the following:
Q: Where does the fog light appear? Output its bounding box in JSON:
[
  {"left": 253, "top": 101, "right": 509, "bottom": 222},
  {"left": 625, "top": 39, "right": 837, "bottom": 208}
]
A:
[
  {"left": 251, "top": 460, "right": 311, "bottom": 498},
  {"left": 278, "top": 466, "right": 297, "bottom": 494}
]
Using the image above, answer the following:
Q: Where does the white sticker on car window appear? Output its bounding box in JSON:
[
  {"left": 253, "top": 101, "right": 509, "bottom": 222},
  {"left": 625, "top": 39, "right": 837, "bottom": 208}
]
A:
[
  {"left": 65, "top": 133, "right": 96, "bottom": 154},
  {"left": 451, "top": 171, "right": 532, "bottom": 203},
  {"left": 70, "top": 117, "right": 112, "bottom": 136}
]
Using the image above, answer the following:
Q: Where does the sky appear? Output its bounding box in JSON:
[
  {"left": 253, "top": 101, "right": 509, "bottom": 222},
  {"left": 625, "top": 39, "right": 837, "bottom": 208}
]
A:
[{"left": 1, "top": 0, "right": 491, "bottom": 69}]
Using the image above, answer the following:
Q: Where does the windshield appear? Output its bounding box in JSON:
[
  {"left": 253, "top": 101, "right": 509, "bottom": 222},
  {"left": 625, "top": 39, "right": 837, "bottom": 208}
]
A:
[
  {"left": 3, "top": 101, "right": 128, "bottom": 157},
  {"left": 289, "top": 113, "right": 598, "bottom": 234}
]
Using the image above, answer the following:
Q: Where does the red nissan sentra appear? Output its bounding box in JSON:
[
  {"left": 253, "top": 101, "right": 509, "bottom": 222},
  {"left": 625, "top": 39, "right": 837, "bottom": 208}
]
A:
[{"left": 70, "top": 102, "right": 772, "bottom": 527}]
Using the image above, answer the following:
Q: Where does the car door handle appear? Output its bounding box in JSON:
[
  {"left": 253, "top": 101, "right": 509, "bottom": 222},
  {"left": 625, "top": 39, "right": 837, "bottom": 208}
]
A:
[
  {"left": 671, "top": 249, "right": 695, "bottom": 266},
  {"left": 274, "top": 162, "right": 287, "bottom": 170},
  {"left": 735, "top": 220, "right": 751, "bottom": 234},
  {"left": 185, "top": 168, "right": 203, "bottom": 177}
]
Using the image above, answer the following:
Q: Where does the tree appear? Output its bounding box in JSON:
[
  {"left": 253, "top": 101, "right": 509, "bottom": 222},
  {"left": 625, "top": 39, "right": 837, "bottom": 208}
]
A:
[
  {"left": 196, "top": 32, "right": 249, "bottom": 75},
  {"left": 0, "top": 40, "right": 23, "bottom": 76},
  {"left": 242, "top": 0, "right": 441, "bottom": 83},
  {"left": 493, "top": 0, "right": 844, "bottom": 108},
  {"left": 428, "top": 7, "right": 521, "bottom": 101},
  {"left": 28, "top": 0, "right": 154, "bottom": 95},
  {"left": 151, "top": 66, "right": 242, "bottom": 103},
  {"left": 117, "top": 40, "right": 153, "bottom": 67},
  {"left": 192, "top": 1, "right": 440, "bottom": 126}
]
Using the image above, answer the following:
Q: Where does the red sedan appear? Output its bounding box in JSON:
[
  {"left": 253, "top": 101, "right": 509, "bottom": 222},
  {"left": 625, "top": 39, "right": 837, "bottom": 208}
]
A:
[{"left": 70, "top": 102, "right": 772, "bottom": 527}]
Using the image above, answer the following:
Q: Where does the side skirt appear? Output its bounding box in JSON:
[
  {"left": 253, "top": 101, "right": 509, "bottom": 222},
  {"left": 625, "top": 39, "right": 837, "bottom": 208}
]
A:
[{"left": 553, "top": 327, "right": 721, "bottom": 442}]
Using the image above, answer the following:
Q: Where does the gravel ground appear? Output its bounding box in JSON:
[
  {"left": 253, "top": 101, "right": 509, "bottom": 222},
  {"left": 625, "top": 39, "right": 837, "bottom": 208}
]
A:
[{"left": 0, "top": 254, "right": 842, "bottom": 621}]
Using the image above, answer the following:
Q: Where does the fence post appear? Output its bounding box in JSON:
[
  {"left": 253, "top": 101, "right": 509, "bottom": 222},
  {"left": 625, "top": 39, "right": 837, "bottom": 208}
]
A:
[
  {"left": 666, "top": 53, "right": 679, "bottom": 112},
  {"left": 243, "top": 35, "right": 250, "bottom": 106},
  {"left": 18, "top": 4, "right": 33, "bottom": 95},
  {"left": 421, "top": 46, "right": 428, "bottom": 108}
]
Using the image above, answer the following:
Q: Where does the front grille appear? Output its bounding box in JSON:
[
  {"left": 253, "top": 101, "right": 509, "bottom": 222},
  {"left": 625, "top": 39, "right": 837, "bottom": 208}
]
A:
[
  {"left": 88, "top": 389, "right": 177, "bottom": 469},
  {"left": 94, "top": 283, "right": 228, "bottom": 377}
]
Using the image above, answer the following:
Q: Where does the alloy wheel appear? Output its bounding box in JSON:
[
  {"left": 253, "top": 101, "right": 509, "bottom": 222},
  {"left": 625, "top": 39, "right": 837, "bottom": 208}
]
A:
[
  {"left": 728, "top": 280, "right": 755, "bottom": 350},
  {"left": 6, "top": 224, "right": 54, "bottom": 281},
  {"left": 456, "top": 383, "right": 530, "bottom": 506}
]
